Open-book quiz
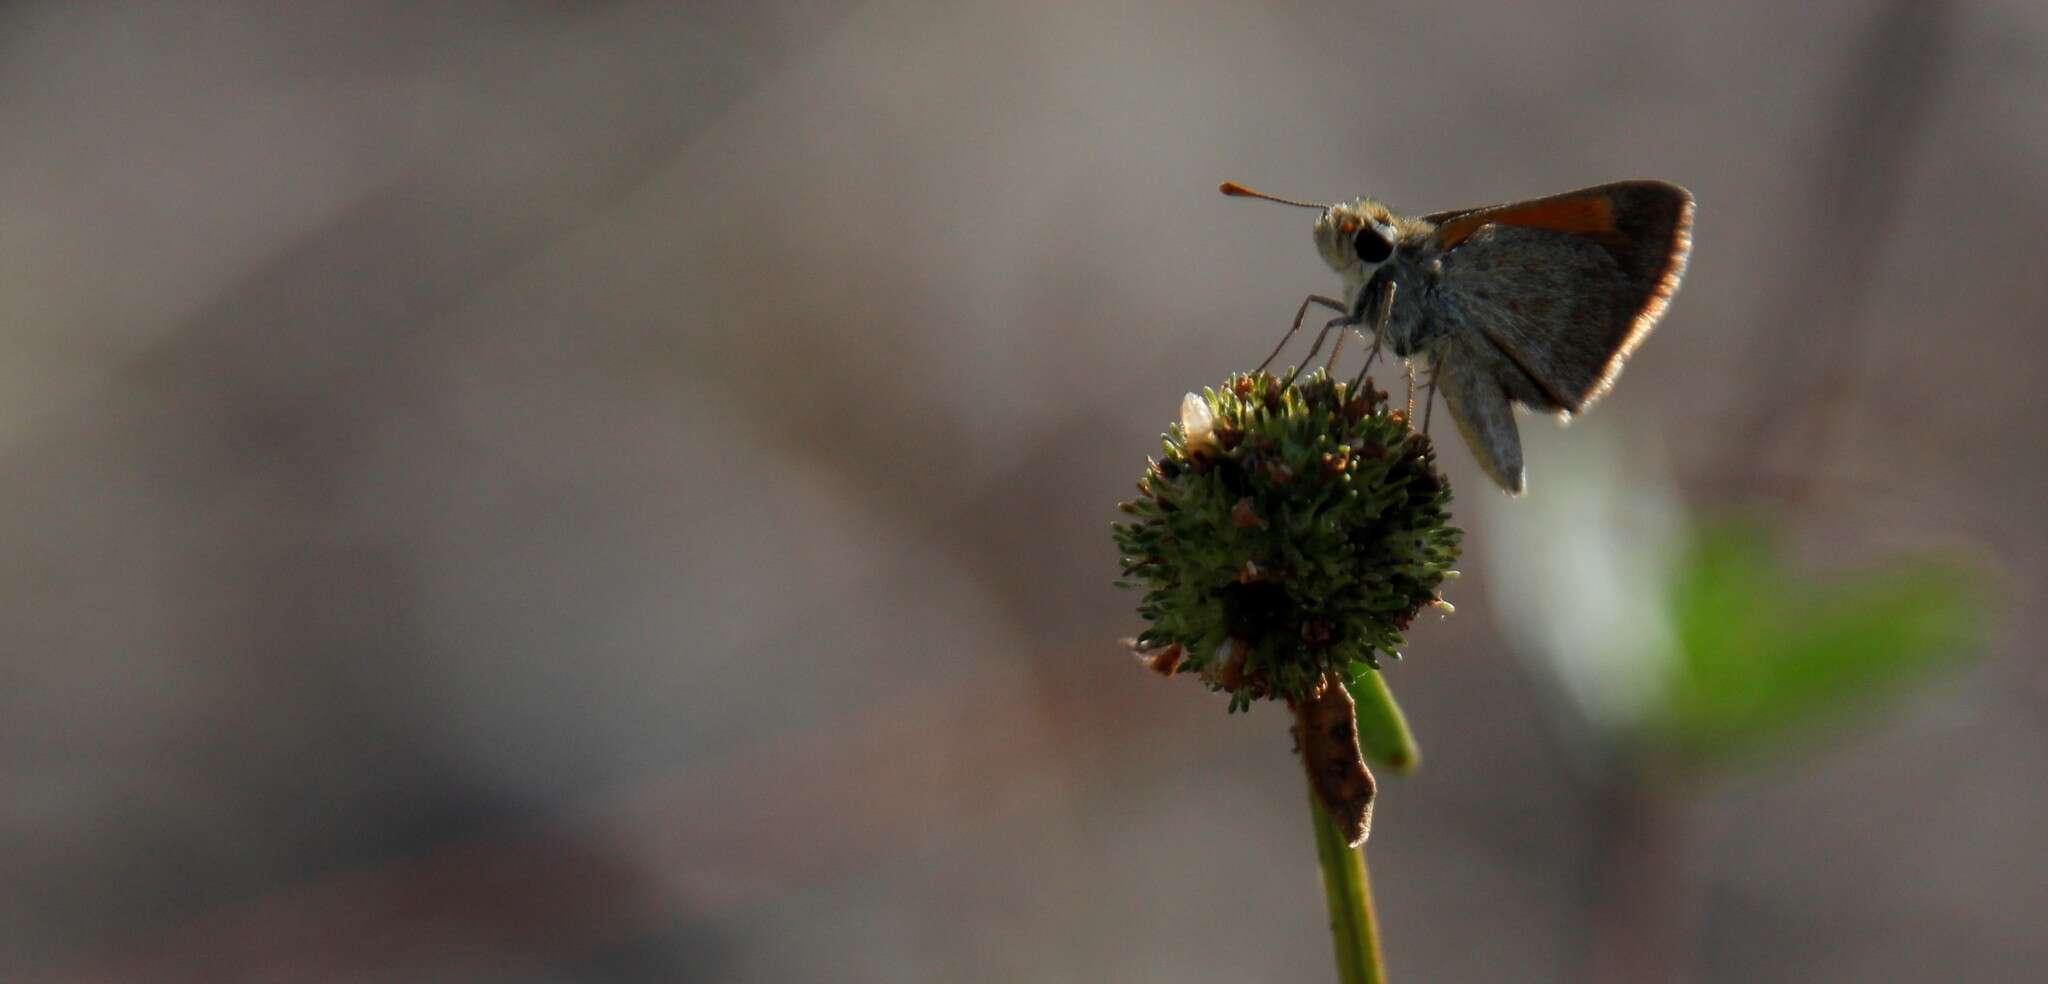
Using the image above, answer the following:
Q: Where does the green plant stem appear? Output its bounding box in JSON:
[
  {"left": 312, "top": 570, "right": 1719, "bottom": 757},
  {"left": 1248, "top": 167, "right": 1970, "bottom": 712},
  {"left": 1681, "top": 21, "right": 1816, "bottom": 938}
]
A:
[{"left": 1309, "top": 780, "right": 1386, "bottom": 984}]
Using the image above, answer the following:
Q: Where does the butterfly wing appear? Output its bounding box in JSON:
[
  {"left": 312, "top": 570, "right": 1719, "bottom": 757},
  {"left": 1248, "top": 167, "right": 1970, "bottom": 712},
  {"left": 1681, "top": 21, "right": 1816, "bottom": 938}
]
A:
[
  {"left": 1424, "top": 181, "right": 1694, "bottom": 414},
  {"left": 1432, "top": 328, "right": 1527, "bottom": 494}
]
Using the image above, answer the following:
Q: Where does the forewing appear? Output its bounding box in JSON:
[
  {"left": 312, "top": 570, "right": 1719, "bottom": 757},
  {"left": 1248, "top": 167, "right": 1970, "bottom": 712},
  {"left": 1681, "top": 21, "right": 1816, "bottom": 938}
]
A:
[{"left": 1424, "top": 182, "right": 1693, "bottom": 411}]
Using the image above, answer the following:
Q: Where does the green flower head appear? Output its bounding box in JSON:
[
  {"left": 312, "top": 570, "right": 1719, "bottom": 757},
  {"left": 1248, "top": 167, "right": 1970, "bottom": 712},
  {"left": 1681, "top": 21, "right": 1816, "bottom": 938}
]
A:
[{"left": 1115, "top": 370, "right": 1463, "bottom": 711}]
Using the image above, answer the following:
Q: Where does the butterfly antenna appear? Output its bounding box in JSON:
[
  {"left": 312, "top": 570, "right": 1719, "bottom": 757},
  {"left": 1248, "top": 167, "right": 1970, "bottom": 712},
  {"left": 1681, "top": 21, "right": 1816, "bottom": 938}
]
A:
[{"left": 1220, "top": 181, "right": 1328, "bottom": 210}]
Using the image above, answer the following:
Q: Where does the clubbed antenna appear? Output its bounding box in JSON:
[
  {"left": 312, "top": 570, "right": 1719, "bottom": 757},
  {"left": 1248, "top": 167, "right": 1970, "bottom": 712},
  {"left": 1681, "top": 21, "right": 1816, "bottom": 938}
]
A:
[{"left": 1220, "top": 181, "right": 1328, "bottom": 210}]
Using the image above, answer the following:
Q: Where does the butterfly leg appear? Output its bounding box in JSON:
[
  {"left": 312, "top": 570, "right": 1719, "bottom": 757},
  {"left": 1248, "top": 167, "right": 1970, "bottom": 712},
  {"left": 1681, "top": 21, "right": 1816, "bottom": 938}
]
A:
[
  {"left": 1284, "top": 315, "right": 1358, "bottom": 389},
  {"left": 1348, "top": 280, "right": 1398, "bottom": 393},
  {"left": 1421, "top": 373, "right": 1439, "bottom": 435},
  {"left": 1255, "top": 294, "right": 1347, "bottom": 376}
]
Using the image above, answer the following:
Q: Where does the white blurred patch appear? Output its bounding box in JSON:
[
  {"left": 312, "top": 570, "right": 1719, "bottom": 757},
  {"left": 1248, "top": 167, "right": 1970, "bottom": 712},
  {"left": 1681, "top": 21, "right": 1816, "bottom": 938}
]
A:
[{"left": 1480, "top": 415, "right": 1686, "bottom": 740}]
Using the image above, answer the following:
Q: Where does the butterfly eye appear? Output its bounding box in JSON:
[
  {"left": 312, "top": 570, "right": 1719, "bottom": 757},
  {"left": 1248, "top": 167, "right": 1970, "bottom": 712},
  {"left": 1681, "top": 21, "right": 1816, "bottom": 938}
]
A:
[{"left": 1353, "top": 226, "right": 1393, "bottom": 264}]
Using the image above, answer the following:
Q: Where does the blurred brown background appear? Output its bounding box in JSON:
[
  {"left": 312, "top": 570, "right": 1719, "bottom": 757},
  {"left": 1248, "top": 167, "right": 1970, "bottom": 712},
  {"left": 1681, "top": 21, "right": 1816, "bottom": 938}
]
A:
[{"left": 4, "top": 1, "right": 2044, "bottom": 981}]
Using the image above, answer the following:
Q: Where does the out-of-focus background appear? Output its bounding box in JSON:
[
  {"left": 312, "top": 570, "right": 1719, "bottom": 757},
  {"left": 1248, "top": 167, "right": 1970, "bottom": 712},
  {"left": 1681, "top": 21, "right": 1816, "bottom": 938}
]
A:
[{"left": 4, "top": 1, "right": 2043, "bottom": 981}]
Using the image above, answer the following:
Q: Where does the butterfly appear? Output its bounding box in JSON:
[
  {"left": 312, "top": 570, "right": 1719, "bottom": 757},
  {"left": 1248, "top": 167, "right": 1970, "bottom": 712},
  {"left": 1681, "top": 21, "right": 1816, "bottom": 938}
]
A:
[{"left": 1224, "top": 179, "right": 1694, "bottom": 494}]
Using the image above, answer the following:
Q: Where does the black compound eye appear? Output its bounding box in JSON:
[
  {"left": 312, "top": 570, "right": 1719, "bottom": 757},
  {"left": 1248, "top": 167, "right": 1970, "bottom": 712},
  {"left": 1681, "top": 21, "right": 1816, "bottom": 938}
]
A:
[{"left": 1353, "top": 225, "right": 1393, "bottom": 264}]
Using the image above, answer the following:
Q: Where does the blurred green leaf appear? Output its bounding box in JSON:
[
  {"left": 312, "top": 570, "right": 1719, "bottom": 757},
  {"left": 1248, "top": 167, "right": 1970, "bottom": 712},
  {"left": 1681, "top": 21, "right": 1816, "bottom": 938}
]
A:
[{"left": 1657, "top": 516, "right": 1988, "bottom": 767}]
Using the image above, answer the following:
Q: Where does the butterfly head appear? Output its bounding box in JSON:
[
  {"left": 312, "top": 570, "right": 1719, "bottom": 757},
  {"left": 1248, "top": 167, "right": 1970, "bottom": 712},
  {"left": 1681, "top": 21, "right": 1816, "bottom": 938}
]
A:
[{"left": 1312, "top": 199, "right": 1398, "bottom": 283}]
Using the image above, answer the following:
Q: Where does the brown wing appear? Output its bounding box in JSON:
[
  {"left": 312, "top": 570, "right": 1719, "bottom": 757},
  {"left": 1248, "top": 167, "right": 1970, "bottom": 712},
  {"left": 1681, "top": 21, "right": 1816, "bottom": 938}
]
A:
[{"left": 1425, "top": 181, "right": 1694, "bottom": 412}]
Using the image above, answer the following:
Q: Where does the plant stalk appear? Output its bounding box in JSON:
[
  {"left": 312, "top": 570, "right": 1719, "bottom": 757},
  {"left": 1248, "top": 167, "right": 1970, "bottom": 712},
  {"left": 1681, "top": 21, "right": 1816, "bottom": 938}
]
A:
[{"left": 1309, "top": 780, "right": 1386, "bottom": 984}]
